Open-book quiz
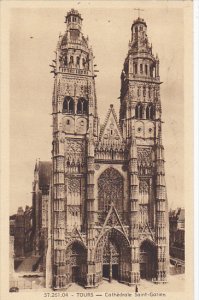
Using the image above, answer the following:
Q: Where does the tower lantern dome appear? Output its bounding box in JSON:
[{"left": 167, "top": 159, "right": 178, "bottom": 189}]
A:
[
  {"left": 131, "top": 17, "right": 147, "bottom": 29},
  {"left": 61, "top": 8, "right": 89, "bottom": 51},
  {"left": 131, "top": 17, "right": 147, "bottom": 44},
  {"left": 65, "top": 8, "right": 83, "bottom": 31}
]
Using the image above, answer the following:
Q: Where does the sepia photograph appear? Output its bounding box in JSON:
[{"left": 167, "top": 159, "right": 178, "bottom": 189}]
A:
[{"left": 0, "top": 1, "right": 194, "bottom": 300}]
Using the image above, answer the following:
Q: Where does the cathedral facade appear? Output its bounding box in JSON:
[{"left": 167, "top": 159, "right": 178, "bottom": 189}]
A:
[{"left": 44, "top": 9, "right": 169, "bottom": 289}]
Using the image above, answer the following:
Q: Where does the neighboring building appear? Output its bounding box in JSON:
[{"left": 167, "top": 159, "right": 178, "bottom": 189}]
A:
[
  {"left": 13, "top": 207, "right": 25, "bottom": 257},
  {"left": 32, "top": 160, "right": 51, "bottom": 271},
  {"left": 169, "top": 208, "right": 185, "bottom": 262},
  {"left": 24, "top": 206, "right": 34, "bottom": 254},
  {"left": 9, "top": 162, "right": 51, "bottom": 270},
  {"left": 9, "top": 215, "right": 16, "bottom": 236},
  {"left": 9, "top": 206, "right": 33, "bottom": 258},
  {"left": 9, "top": 236, "right": 15, "bottom": 278},
  {"left": 44, "top": 9, "right": 169, "bottom": 289}
]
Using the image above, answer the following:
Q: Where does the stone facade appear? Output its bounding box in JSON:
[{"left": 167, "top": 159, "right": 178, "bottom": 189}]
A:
[{"left": 44, "top": 10, "right": 169, "bottom": 289}]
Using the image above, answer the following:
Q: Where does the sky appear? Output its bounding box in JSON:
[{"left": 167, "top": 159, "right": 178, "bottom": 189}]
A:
[{"left": 9, "top": 2, "right": 184, "bottom": 215}]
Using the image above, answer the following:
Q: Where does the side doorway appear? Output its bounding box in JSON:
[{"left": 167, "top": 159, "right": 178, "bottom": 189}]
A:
[
  {"left": 140, "top": 240, "right": 157, "bottom": 280},
  {"left": 66, "top": 241, "right": 87, "bottom": 286}
]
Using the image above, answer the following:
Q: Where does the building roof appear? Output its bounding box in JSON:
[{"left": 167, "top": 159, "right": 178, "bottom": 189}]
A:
[
  {"left": 9, "top": 219, "right": 15, "bottom": 226},
  {"left": 9, "top": 214, "right": 16, "bottom": 220}
]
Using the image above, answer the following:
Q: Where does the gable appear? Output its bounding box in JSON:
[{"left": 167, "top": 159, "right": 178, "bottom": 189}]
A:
[
  {"left": 140, "top": 222, "right": 155, "bottom": 242},
  {"left": 99, "top": 105, "right": 123, "bottom": 144},
  {"left": 95, "top": 203, "right": 130, "bottom": 246}
]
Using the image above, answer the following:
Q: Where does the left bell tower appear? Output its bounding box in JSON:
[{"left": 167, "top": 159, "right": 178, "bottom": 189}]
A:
[{"left": 51, "top": 9, "right": 98, "bottom": 289}]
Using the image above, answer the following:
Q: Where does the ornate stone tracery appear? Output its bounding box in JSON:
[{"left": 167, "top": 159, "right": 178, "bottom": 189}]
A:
[
  {"left": 67, "top": 177, "right": 81, "bottom": 194},
  {"left": 94, "top": 228, "right": 131, "bottom": 284},
  {"left": 68, "top": 206, "right": 80, "bottom": 216},
  {"left": 137, "top": 147, "right": 153, "bottom": 176},
  {"left": 137, "top": 147, "right": 152, "bottom": 164},
  {"left": 65, "top": 139, "right": 85, "bottom": 158},
  {"left": 98, "top": 168, "right": 124, "bottom": 211},
  {"left": 65, "top": 241, "right": 87, "bottom": 285},
  {"left": 65, "top": 139, "right": 86, "bottom": 173},
  {"left": 139, "top": 180, "right": 149, "bottom": 194}
]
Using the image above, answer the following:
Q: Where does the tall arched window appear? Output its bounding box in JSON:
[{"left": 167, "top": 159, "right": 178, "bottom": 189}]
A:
[
  {"left": 137, "top": 87, "right": 141, "bottom": 97},
  {"left": 134, "top": 63, "right": 138, "bottom": 74},
  {"left": 150, "top": 65, "right": 154, "bottom": 77},
  {"left": 135, "top": 102, "right": 143, "bottom": 119},
  {"left": 146, "top": 103, "right": 155, "bottom": 120},
  {"left": 145, "top": 64, "right": 148, "bottom": 75},
  {"left": 69, "top": 56, "right": 74, "bottom": 66},
  {"left": 135, "top": 26, "right": 138, "bottom": 39},
  {"left": 140, "top": 64, "right": 143, "bottom": 74},
  {"left": 63, "top": 96, "right": 74, "bottom": 114},
  {"left": 148, "top": 86, "right": 151, "bottom": 98},
  {"left": 63, "top": 55, "right": 68, "bottom": 66},
  {"left": 76, "top": 56, "right": 80, "bottom": 67},
  {"left": 143, "top": 86, "right": 146, "bottom": 97},
  {"left": 77, "top": 97, "right": 88, "bottom": 115},
  {"left": 86, "top": 55, "right": 90, "bottom": 70},
  {"left": 82, "top": 58, "right": 86, "bottom": 68},
  {"left": 98, "top": 168, "right": 123, "bottom": 211}
]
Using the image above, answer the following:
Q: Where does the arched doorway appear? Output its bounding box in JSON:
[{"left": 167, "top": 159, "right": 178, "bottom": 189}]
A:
[
  {"left": 66, "top": 241, "right": 87, "bottom": 285},
  {"left": 102, "top": 234, "right": 120, "bottom": 281},
  {"left": 140, "top": 240, "right": 157, "bottom": 280},
  {"left": 95, "top": 229, "right": 131, "bottom": 285}
]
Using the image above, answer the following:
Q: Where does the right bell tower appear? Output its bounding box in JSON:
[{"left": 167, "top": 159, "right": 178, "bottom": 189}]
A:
[{"left": 120, "top": 16, "right": 168, "bottom": 283}]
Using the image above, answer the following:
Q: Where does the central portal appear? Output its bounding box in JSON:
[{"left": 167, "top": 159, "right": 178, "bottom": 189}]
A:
[
  {"left": 95, "top": 228, "right": 131, "bottom": 286},
  {"left": 102, "top": 233, "right": 120, "bottom": 282},
  {"left": 72, "top": 266, "right": 80, "bottom": 282},
  {"left": 103, "top": 264, "right": 119, "bottom": 281}
]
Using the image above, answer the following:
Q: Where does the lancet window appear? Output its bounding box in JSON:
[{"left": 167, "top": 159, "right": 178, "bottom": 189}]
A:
[
  {"left": 135, "top": 102, "right": 143, "bottom": 119},
  {"left": 63, "top": 96, "right": 74, "bottom": 114},
  {"left": 146, "top": 103, "right": 155, "bottom": 120},
  {"left": 77, "top": 97, "right": 88, "bottom": 115}
]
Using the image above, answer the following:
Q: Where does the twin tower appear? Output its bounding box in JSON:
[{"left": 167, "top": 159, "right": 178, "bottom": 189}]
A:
[{"left": 46, "top": 9, "right": 169, "bottom": 289}]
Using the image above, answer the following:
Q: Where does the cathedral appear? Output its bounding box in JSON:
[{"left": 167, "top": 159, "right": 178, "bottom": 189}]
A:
[{"left": 31, "top": 9, "right": 169, "bottom": 289}]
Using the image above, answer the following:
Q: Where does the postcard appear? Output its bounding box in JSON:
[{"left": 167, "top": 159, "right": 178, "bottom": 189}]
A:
[{"left": 0, "top": 1, "right": 194, "bottom": 300}]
